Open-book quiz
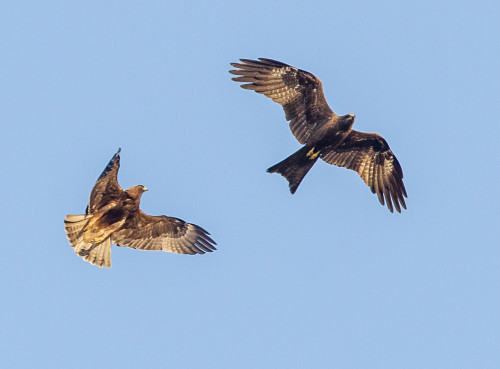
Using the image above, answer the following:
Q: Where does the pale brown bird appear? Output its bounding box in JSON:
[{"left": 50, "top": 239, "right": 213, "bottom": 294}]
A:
[{"left": 64, "top": 149, "right": 216, "bottom": 267}]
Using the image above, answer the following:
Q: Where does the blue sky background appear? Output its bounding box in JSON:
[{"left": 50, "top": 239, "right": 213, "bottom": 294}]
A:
[{"left": 1, "top": 1, "right": 499, "bottom": 368}]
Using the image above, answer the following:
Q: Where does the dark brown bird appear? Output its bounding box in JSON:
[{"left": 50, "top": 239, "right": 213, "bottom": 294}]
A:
[
  {"left": 64, "top": 149, "right": 216, "bottom": 267},
  {"left": 230, "top": 58, "right": 407, "bottom": 213}
]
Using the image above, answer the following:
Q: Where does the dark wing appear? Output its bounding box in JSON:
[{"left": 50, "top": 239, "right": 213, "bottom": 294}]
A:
[
  {"left": 230, "top": 58, "right": 335, "bottom": 144},
  {"left": 321, "top": 131, "right": 407, "bottom": 213},
  {"left": 111, "top": 210, "right": 216, "bottom": 254},
  {"left": 87, "top": 148, "right": 124, "bottom": 214}
]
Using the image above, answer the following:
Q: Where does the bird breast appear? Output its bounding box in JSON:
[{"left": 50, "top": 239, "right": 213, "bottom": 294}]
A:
[{"left": 311, "top": 122, "right": 351, "bottom": 150}]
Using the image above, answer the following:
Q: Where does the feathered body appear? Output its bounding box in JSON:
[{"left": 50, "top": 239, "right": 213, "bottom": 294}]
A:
[
  {"left": 230, "top": 58, "right": 407, "bottom": 213},
  {"left": 64, "top": 149, "right": 216, "bottom": 268}
]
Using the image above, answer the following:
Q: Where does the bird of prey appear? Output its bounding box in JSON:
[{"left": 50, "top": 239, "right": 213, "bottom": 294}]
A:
[
  {"left": 230, "top": 58, "right": 407, "bottom": 213},
  {"left": 64, "top": 149, "right": 216, "bottom": 268}
]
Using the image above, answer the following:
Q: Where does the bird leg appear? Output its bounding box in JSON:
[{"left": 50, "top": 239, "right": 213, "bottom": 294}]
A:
[
  {"left": 80, "top": 216, "right": 127, "bottom": 255},
  {"left": 78, "top": 241, "right": 103, "bottom": 256}
]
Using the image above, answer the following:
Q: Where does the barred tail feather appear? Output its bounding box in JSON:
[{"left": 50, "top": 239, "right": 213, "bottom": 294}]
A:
[
  {"left": 64, "top": 214, "right": 112, "bottom": 268},
  {"left": 64, "top": 214, "right": 91, "bottom": 243}
]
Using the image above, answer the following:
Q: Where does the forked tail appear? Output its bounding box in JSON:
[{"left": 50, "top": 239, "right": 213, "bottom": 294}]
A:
[{"left": 267, "top": 146, "right": 319, "bottom": 194}]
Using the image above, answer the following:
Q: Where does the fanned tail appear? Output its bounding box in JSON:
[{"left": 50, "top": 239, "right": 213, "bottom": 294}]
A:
[
  {"left": 64, "top": 214, "right": 112, "bottom": 268},
  {"left": 267, "top": 146, "right": 319, "bottom": 194}
]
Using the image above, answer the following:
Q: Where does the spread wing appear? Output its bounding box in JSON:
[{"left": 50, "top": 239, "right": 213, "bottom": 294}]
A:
[
  {"left": 321, "top": 131, "right": 407, "bottom": 213},
  {"left": 111, "top": 211, "right": 216, "bottom": 254},
  {"left": 87, "top": 148, "right": 124, "bottom": 214},
  {"left": 230, "top": 58, "right": 335, "bottom": 144}
]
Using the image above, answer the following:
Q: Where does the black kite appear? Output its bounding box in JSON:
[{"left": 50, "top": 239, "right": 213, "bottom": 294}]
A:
[
  {"left": 64, "top": 149, "right": 216, "bottom": 267},
  {"left": 230, "top": 58, "right": 407, "bottom": 213}
]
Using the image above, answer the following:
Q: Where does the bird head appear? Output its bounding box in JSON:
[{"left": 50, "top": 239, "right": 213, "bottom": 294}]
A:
[
  {"left": 340, "top": 114, "right": 356, "bottom": 130},
  {"left": 127, "top": 185, "right": 149, "bottom": 199}
]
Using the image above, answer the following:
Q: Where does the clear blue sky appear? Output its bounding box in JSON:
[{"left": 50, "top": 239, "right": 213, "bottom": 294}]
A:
[{"left": 1, "top": 1, "right": 499, "bottom": 368}]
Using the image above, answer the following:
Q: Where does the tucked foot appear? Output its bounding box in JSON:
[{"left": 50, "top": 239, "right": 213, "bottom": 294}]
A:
[{"left": 78, "top": 242, "right": 100, "bottom": 256}]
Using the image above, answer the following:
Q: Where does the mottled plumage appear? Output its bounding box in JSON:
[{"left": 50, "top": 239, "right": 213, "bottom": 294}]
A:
[
  {"left": 230, "top": 58, "right": 407, "bottom": 213},
  {"left": 64, "top": 149, "right": 216, "bottom": 267}
]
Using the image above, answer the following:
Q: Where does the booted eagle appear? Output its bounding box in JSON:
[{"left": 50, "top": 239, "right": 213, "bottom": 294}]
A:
[
  {"left": 64, "top": 149, "right": 216, "bottom": 268},
  {"left": 230, "top": 58, "right": 407, "bottom": 213}
]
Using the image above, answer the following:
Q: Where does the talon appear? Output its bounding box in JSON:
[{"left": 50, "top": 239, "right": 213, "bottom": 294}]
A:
[
  {"left": 79, "top": 249, "right": 89, "bottom": 256},
  {"left": 307, "top": 147, "right": 320, "bottom": 159}
]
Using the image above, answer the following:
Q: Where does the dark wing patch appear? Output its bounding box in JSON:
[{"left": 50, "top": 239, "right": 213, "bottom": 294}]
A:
[
  {"left": 111, "top": 211, "right": 216, "bottom": 254},
  {"left": 321, "top": 131, "right": 407, "bottom": 213},
  {"left": 230, "top": 58, "right": 335, "bottom": 144},
  {"left": 88, "top": 149, "right": 124, "bottom": 214}
]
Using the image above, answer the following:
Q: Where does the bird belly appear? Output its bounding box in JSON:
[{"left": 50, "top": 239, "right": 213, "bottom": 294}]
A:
[
  {"left": 82, "top": 214, "right": 127, "bottom": 244},
  {"left": 314, "top": 128, "right": 350, "bottom": 152}
]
